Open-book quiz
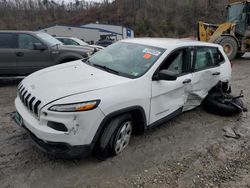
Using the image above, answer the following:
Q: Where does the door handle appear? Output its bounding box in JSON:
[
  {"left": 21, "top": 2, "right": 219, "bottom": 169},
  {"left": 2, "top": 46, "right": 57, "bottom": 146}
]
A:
[
  {"left": 16, "top": 52, "right": 24, "bottom": 57},
  {"left": 212, "top": 72, "right": 221, "bottom": 76},
  {"left": 183, "top": 79, "right": 191, "bottom": 84}
]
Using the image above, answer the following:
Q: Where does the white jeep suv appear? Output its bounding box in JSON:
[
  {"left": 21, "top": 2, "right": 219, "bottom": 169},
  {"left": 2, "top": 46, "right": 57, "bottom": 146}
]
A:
[{"left": 14, "top": 38, "right": 231, "bottom": 158}]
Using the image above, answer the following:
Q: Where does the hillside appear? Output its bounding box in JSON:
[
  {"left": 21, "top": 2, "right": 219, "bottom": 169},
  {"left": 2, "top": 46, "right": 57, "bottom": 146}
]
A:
[{"left": 0, "top": 0, "right": 228, "bottom": 37}]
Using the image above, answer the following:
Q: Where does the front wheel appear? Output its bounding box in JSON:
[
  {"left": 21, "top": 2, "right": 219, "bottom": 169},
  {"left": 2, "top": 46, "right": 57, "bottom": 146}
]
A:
[{"left": 96, "top": 114, "right": 133, "bottom": 159}]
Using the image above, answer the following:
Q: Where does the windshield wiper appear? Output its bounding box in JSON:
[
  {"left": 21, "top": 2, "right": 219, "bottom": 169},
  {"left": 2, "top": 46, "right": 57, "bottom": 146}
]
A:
[
  {"left": 92, "top": 63, "right": 120, "bottom": 75},
  {"left": 82, "top": 58, "right": 90, "bottom": 64}
]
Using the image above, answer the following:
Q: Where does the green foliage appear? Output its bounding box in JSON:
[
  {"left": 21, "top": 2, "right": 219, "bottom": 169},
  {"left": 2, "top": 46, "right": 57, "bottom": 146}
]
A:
[{"left": 135, "top": 19, "right": 151, "bottom": 36}]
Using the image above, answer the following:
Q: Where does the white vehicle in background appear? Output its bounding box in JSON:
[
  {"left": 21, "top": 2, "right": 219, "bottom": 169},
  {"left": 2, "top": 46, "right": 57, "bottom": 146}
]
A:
[
  {"left": 56, "top": 36, "right": 104, "bottom": 50},
  {"left": 13, "top": 38, "right": 244, "bottom": 159}
]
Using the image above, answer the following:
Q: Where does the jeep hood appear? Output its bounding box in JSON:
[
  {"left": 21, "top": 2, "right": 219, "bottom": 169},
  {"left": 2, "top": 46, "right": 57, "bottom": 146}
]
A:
[{"left": 21, "top": 61, "right": 131, "bottom": 105}]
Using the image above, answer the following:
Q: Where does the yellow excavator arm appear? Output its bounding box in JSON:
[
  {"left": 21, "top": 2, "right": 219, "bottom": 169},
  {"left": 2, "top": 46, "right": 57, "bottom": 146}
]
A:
[
  {"left": 197, "top": 1, "right": 250, "bottom": 60},
  {"left": 198, "top": 21, "right": 233, "bottom": 42}
]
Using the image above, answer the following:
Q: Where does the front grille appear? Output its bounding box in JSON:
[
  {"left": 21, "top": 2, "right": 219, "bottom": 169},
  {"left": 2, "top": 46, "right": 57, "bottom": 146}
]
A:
[{"left": 17, "top": 83, "right": 42, "bottom": 117}]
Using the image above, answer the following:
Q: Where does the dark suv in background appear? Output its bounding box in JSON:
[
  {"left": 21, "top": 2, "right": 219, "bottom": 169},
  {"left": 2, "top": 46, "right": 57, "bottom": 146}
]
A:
[{"left": 0, "top": 31, "right": 94, "bottom": 76}]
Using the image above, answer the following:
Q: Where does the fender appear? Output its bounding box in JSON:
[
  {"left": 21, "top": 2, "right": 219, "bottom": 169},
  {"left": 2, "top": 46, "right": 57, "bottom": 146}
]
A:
[{"left": 91, "top": 106, "right": 147, "bottom": 145}]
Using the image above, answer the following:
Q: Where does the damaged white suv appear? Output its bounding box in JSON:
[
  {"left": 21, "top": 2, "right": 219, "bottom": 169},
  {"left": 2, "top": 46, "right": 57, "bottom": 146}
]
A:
[{"left": 14, "top": 38, "right": 233, "bottom": 158}]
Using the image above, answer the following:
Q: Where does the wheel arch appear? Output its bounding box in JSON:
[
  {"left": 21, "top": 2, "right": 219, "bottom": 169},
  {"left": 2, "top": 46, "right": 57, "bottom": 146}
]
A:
[
  {"left": 92, "top": 106, "right": 147, "bottom": 146},
  {"left": 208, "top": 81, "right": 231, "bottom": 95}
]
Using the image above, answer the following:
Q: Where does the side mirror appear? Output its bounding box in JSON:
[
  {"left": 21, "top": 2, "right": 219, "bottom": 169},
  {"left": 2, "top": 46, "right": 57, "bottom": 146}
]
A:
[
  {"left": 33, "top": 43, "right": 47, "bottom": 51},
  {"left": 153, "top": 70, "right": 178, "bottom": 81}
]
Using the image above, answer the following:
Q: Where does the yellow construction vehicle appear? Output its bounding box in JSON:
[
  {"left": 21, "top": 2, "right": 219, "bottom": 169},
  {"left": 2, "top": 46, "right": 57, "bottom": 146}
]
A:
[{"left": 198, "top": 0, "right": 250, "bottom": 60}]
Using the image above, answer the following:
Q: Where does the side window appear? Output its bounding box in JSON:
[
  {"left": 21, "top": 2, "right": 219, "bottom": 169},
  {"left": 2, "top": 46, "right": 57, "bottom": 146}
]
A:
[
  {"left": 0, "top": 34, "right": 13, "bottom": 48},
  {"left": 160, "top": 49, "right": 188, "bottom": 75},
  {"left": 61, "top": 38, "right": 70, "bottom": 45},
  {"left": 18, "top": 34, "right": 42, "bottom": 50},
  {"left": 213, "top": 48, "right": 225, "bottom": 64},
  {"left": 69, "top": 39, "right": 79, "bottom": 45},
  {"left": 194, "top": 47, "right": 220, "bottom": 70},
  {"left": 63, "top": 39, "right": 79, "bottom": 45},
  {"left": 57, "top": 38, "right": 64, "bottom": 43}
]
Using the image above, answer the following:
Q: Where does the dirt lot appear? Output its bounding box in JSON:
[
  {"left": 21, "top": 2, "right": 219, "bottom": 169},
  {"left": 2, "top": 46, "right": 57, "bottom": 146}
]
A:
[{"left": 1, "top": 57, "right": 250, "bottom": 188}]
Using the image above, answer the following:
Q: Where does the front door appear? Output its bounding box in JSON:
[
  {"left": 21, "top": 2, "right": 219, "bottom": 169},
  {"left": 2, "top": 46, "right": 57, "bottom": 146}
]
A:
[
  {"left": 15, "top": 33, "right": 52, "bottom": 75},
  {"left": 150, "top": 48, "right": 192, "bottom": 124},
  {"left": 0, "top": 33, "right": 16, "bottom": 75}
]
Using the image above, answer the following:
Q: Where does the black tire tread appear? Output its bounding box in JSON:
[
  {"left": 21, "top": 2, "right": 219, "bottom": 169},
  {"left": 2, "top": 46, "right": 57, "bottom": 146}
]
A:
[
  {"left": 203, "top": 92, "right": 243, "bottom": 116},
  {"left": 96, "top": 113, "right": 132, "bottom": 159}
]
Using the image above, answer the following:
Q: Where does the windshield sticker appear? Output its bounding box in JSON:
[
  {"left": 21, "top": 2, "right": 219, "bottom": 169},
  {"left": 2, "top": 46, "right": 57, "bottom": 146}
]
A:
[
  {"left": 143, "top": 48, "right": 161, "bottom": 56},
  {"left": 143, "top": 53, "right": 152, "bottom": 59}
]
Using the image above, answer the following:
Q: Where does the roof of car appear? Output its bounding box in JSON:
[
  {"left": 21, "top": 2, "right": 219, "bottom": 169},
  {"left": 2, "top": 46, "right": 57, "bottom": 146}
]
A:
[
  {"left": 0, "top": 30, "right": 42, "bottom": 34},
  {"left": 56, "top": 36, "right": 74, "bottom": 39},
  {"left": 121, "top": 38, "right": 220, "bottom": 49}
]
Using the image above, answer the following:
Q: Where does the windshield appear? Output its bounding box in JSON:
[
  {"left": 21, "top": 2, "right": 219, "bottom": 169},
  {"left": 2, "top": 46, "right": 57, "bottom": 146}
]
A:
[
  {"left": 36, "top": 33, "right": 63, "bottom": 46},
  {"left": 227, "top": 3, "right": 245, "bottom": 22},
  {"left": 86, "top": 42, "right": 165, "bottom": 78}
]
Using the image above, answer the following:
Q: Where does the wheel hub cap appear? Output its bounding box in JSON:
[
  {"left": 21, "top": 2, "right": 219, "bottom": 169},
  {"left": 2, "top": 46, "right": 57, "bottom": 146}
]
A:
[{"left": 114, "top": 121, "right": 132, "bottom": 154}]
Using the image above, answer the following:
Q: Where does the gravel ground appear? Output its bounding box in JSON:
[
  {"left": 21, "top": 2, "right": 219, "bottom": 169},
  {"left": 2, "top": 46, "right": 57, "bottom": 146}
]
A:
[{"left": 1, "top": 56, "right": 250, "bottom": 188}]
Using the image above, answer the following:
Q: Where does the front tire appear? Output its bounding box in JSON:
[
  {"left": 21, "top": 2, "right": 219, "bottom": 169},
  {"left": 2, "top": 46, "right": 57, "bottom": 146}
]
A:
[{"left": 96, "top": 114, "right": 133, "bottom": 159}]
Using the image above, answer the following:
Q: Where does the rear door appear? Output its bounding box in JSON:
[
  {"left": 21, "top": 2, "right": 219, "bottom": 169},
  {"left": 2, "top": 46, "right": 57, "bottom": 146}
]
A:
[
  {"left": 0, "top": 33, "right": 16, "bottom": 75},
  {"left": 14, "top": 33, "right": 52, "bottom": 75},
  {"left": 187, "top": 46, "right": 222, "bottom": 109}
]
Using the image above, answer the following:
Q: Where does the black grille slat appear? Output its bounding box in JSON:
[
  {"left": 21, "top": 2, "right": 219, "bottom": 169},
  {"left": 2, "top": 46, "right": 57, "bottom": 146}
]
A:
[
  {"left": 28, "top": 97, "right": 35, "bottom": 111},
  {"left": 34, "top": 101, "right": 41, "bottom": 115},
  {"left": 20, "top": 90, "right": 26, "bottom": 101},
  {"left": 18, "top": 85, "right": 23, "bottom": 91},
  {"left": 19, "top": 88, "right": 25, "bottom": 97},
  {"left": 25, "top": 94, "right": 31, "bottom": 106},
  {"left": 18, "top": 86, "right": 23, "bottom": 97},
  {"left": 21, "top": 90, "right": 27, "bottom": 103},
  {"left": 20, "top": 87, "right": 25, "bottom": 94},
  {"left": 18, "top": 85, "right": 42, "bottom": 118}
]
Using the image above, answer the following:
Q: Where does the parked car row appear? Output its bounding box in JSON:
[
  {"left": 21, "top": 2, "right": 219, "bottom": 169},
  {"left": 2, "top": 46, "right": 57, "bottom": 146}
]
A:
[
  {"left": 55, "top": 36, "right": 104, "bottom": 50},
  {"left": 12, "top": 37, "right": 245, "bottom": 159},
  {"left": 0, "top": 31, "right": 103, "bottom": 76}
]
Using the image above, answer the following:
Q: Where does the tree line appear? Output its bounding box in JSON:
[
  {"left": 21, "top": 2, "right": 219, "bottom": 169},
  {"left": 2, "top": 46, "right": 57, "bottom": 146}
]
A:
[{"left": 0, "top": 0, "right": 229, "bottom": 37}]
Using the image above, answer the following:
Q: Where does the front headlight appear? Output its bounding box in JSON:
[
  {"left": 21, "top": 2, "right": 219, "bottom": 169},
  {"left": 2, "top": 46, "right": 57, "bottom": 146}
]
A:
[{"left": 49, "top": 100, "right": 100, "bottom": 112}]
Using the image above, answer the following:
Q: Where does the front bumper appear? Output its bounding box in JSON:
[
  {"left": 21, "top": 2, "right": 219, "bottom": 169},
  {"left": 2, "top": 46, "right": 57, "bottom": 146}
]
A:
[
  {"left": 14, "top": 96, "right": 105, "bottom": 157},
  {"left": 12, "top": 111, "right": 93, "bottom": 158}
]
